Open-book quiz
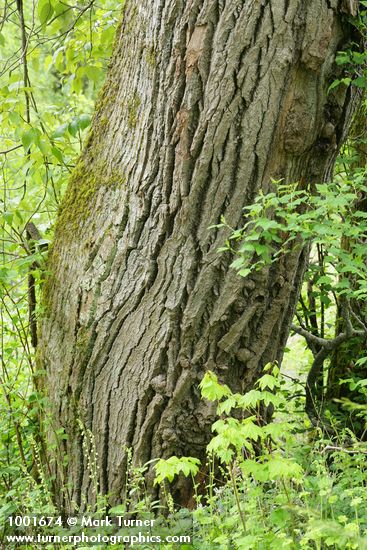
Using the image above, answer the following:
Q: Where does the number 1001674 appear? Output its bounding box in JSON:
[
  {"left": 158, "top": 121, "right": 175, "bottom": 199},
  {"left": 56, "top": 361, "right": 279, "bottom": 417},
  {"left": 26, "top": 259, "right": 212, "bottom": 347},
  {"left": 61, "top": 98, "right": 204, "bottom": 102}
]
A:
[{"left": 7, "top": 516, "right": 63, "bottom": 527}]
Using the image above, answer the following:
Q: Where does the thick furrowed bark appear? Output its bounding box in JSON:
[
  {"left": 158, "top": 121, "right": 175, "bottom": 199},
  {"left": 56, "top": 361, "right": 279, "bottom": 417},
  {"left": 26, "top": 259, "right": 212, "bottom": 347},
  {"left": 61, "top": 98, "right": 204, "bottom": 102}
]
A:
[{"left": 40, "top": 0, "right": 361, "bottom": 510}]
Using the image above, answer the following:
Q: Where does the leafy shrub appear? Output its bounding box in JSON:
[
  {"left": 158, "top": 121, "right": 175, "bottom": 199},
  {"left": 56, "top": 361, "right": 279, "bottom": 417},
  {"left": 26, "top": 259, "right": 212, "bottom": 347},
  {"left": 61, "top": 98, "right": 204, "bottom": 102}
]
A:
[{"left": 155, "top": 368, "right": 367, "bottom": 549}]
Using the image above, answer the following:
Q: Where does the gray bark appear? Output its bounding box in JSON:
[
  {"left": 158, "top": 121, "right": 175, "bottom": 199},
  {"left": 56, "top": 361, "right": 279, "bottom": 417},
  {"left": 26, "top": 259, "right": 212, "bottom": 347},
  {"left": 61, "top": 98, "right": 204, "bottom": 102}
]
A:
[{"left": 39, "top": 0, "right": 361, "bottom": 510}]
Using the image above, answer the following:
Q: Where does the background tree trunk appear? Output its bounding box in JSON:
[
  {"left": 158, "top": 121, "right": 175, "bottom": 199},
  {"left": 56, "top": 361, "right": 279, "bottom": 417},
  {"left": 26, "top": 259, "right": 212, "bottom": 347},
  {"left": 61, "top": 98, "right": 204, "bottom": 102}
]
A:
[
  {"left": 326, "top": 103, "right": 367, "bottom": 435},
  {"left": 39, "top": 0, "right": 361, "bottom": 510}
]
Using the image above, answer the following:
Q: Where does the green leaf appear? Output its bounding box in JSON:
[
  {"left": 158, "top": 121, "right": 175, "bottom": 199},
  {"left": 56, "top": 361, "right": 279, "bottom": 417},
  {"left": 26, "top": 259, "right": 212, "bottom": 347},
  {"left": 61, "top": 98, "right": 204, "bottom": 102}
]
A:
[
  {"left": 78, "top": 114, "right": 91, "bottom": 130},
  {"left": 230, "top": 256, "right": 247, "bottom": 270},
  {"left": 44, "top": 54, "right": 53, "bottom": 71},
  {"left": 21, "top": 128, "right": 38, "bottom": 150},
  {"left": 38, "top": 0, "right": 54, "bottom": 26},
  {"left": 317, "top": 275, "right": 333, "bottom": 285},
  {"left": 328, "top": 79, "right": 341, "bottom": 92},
  {"left": 355, "top": 356, "right": 367, "bottom": 367},
  {"left": 352, "top": 76, "right": 367, "bottom": 89},
  {"left": 8, "top": 111, "right": 21, "bottom": 125},
  {"left": 154, "top": 456, "right": 200, "bottom": 484},
  {"left": 66, "top": 115, "right": 91, "bottom": 136},
  {"left": 207, "top": 440, "right": 234, "bottom": 463},
  {"left": 257, "top": 374, "right": 277, "bottom": 391},
  {"left": 237, "top": 390, "right": 263, "bottom": 409},
  {"left": 217, "top": 395, "right": 237, "bottom": 415},
  {"left": 234, "top": 535, "right": 259, "bottom": 549},
  {"left": 2, "top": 211, "right": 13, "bottom": 226},
  {"left": 270, "top": 507, "right": 291, "bottom": 526},
  {"left": 238, "top": 268, "right": 251, "bottom": 278},
  {"left": 267, "top": 457, "right": 303, "bottom": 480},
  {"left": 263, "top": 422, "right": 292, "bottom": 438},
  {"left": 84, "top": 65, "right": 102, "bottom": 83},
  {"left": 241, "top": 419, "right": 264, "bottom": 441},
  {"left": 199, "top": 371, "right": 231, "bottom": 401},
  {"left": 240, "top": 459, "right": 268, "bottom": 482},
  {"left": 52, "top": 123, "right": 68, "bottom": 138},
  {"left": 51, "top": 146, "right": 63, "bottom": 163},
  {"left": 37, "top": 137, "right": 48, "bottom": 154},
  {"left": 68, "top": 118, "right": 80, "bottom": 137},
  {"left": 109, "top": 505, "right": 126, "bottom": 515},
  {"left": 71, "top": 74, "right": 83, "bottom": 94},
  {"left": 51, "top": 0, "right": 67, "bottom": 16}
]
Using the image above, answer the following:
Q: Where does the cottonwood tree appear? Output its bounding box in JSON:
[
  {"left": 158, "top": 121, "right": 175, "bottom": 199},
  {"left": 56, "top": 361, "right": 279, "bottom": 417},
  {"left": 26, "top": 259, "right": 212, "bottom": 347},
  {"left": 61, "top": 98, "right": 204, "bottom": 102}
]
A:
[{"left": 39, "top": 0, "right": 362, "bottom": 509}]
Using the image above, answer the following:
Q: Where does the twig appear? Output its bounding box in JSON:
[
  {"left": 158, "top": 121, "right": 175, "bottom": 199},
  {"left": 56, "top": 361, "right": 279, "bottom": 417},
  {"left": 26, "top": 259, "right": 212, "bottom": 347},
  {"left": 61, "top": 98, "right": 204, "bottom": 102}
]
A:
[
  {"left": 0, "top": 145, "right": 22, "bottom": 155},
  {"left": 321, "top": 445, "right": 367, "bottom": 455}
]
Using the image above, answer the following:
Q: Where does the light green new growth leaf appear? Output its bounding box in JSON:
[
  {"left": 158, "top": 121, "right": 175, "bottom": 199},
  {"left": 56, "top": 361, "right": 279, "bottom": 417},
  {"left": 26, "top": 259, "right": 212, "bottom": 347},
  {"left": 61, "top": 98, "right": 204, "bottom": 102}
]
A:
[
  {"left": 256, "top": 374, "right": 278, "bottom": 391},
  {"left": 240, "top": 459, "right": 268, "bottom": 482},
  {"left": 230, "top": 257, "right": 247, "bottom": 270},
  {"left": 217, "top": 395, "right": 237, "bottom": 415},
  {"left": 207, "top": 436, "right": 235, "bottom": 464},
  {"left": 211, "top": 418, "right": 232, "bottom": 433},
  {"left": 263, "top": 422, "right": 292, "bottom": 438},
  {"left": 154, "top": 456, "right": 201, "bottom": 484},
  {"left": 200, "top": 371, "right": 231, "bottom": 401},
  {"left": 267, "top": 457, "right": 303, "bottom": 481},
  {"left": 237, "top": 389, "right": 263, "bottom": 409},
  {"left": 238, "top": 268, "right": 251, "bottom": 278},
  {"left": 240, "top": 419, "right": 264, "bottom": 441}
]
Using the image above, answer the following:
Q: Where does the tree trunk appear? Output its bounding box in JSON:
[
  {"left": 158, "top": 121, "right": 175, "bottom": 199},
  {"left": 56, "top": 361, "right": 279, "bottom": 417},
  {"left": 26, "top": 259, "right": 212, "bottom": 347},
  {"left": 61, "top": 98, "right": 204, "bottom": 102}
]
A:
[
  {"left": 326, "top": 104, "right": 367, "bottom": 435},
  {"left": 39, "top": 0, "right": 361, "bottom": 510}
]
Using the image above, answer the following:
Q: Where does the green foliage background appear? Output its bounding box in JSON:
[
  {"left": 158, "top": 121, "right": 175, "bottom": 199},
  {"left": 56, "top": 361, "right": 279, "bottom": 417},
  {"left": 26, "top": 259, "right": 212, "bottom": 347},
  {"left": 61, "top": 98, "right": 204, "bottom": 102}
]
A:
[{"left": 0, "top": 0, "right": 118, "bottom": 531}]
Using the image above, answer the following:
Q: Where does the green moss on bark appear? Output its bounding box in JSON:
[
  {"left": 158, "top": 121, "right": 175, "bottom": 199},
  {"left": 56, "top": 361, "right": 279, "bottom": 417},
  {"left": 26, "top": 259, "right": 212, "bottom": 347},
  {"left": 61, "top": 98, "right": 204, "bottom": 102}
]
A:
[
  {"left": 55, "top": 155, "right": 124, "bottom": 238},
  {"left": 146, "top": 47, "right": 156, "bottom": 67},
  {"left": 127, "top": 94, "right": 141, "bottom": 128}
]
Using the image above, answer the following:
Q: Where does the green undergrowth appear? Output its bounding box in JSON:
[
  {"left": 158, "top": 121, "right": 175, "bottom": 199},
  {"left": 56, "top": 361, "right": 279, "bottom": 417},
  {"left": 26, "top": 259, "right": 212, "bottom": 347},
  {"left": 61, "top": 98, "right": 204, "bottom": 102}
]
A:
[
  {"left": 154, "top": 367, "right": 367, "bottom": 549},
  {"left": 1, "top": 365, "right": 367, "bottom": 549}
]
